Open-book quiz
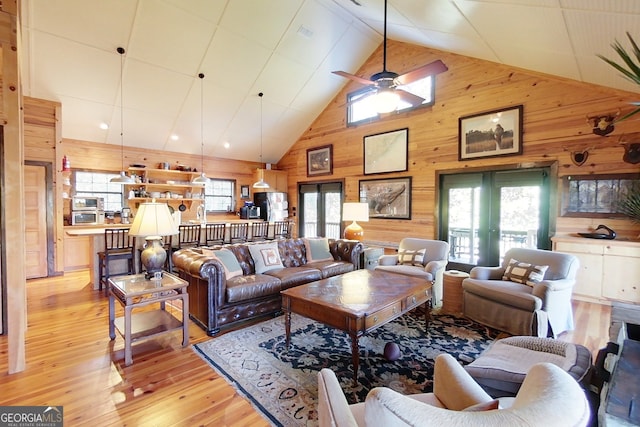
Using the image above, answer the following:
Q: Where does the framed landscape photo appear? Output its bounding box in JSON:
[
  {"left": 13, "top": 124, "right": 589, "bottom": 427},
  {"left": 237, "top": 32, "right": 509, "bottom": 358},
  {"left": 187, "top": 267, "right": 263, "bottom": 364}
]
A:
[
  {"left": 307, "top": 144, "right": 333, "bottom": 177},
  {"left": 458, "top": 105, "right": 523, "bottom": 160},
  {"left": 359, "top": 176, "right": 412, "bottom": 219},
  {"left": 363, "top": 128, "right": 408, "bottom": 175}
]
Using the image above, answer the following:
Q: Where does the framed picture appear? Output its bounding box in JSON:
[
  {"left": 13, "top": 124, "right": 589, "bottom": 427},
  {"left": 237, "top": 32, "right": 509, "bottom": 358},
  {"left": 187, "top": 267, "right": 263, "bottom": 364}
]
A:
[
  {"left": 307, "top": 144, "right": 333, "bottom": 177},
  {"left": 363, "top": 128, "right": 408, "bottom": 175},
  {"left": 359, "top": 176, "right": 412, "bottom": 219},
  {"left": 458, "top": 105, "right": 523, "bottom": 160},
  {"left": 240, "top": 185, "right": 250, "bottom": 199}
]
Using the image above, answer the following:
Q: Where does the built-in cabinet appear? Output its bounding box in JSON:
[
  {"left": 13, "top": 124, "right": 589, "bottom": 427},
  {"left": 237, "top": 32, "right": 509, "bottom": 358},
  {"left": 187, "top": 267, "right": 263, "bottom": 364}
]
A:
[
  {"left": 255, "top": 169, "right": 287, "bottom": 192},
  {"left": 552, "top": 236, "right": 640, "bottom": 304},
  {"left": 126, "top": 167, "right": 205, "bottom": 210}
]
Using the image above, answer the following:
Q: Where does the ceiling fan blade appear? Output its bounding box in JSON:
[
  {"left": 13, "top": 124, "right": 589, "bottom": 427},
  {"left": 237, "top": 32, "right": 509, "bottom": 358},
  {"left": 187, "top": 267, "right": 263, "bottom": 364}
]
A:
[
  {"left": 341, "top": 87, "right": 376, "bottom": 107},
  {"left": 332, "top": 70, "right": 374, "bottom": 86},
  {"left": 395, "top": 89, "right": 425, "bottom": 106},
  {"left": 394, "top": 60, "right": 448, "bottom": 86}
]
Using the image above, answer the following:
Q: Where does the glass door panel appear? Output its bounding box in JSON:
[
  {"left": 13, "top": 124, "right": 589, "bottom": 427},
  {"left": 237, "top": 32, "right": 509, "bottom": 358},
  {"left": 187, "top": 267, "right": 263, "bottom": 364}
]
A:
[
  {"left": 498, "top": 185, "right": 540, "bottom": 260},
  {"left": 300, "top": 182, "right": 343, "bottom": 238}
]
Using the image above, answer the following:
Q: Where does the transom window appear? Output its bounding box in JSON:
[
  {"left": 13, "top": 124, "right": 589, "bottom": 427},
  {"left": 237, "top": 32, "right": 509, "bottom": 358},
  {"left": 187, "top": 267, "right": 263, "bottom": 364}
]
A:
[
  {"left": 204, "top": 179, "right": 235, "bottom": 212},
  {"left": 347, "top": 75, "right": 435, "bottom": 126},
  {"left": 73, "top": 170, "right": 123, "bottom": 212}
]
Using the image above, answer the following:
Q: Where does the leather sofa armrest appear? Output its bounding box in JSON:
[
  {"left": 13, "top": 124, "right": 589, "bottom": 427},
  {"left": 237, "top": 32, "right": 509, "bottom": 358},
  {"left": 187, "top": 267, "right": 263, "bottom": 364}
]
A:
[
  {"left": 378, "top": 254, "right": 399, "bottom": 266},
  {"left": 329, "top": 239, "right": 364, "bottom": 268},
  {"left": 172, "top": 248, "right": 226, "bottom": 306},
  {"left": 469, "top": 266, "right": 505, "bottom": 280}
]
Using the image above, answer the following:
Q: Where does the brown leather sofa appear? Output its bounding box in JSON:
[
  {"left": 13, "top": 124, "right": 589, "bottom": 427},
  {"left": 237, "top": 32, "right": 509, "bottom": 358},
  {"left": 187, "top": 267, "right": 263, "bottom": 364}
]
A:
[{"left": 172, "top": 238, "right": 364, "bottom": 335}]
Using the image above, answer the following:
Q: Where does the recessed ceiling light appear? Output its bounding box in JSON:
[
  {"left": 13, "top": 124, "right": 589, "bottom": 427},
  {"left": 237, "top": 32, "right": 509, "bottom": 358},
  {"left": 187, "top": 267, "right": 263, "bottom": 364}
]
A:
[
  {"left": 99, "top": 123, "right": 109, "bottom": 130},
  {"left": 223, "top": 142, "right": 230, "bottom": 149},
  {"left": 170, "top": 134, "right": 179, "bottom": 141}
]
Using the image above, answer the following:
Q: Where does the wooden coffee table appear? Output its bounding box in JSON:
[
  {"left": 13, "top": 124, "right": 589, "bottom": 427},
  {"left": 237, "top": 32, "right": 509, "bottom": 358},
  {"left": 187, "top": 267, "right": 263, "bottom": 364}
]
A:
[{"left": 281, "top": 269, "right": 433, "bottom": 385}]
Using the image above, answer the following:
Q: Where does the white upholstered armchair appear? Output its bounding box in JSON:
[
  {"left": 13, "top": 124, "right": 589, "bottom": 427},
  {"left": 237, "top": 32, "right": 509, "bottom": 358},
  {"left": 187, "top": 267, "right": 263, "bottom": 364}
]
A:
[
  {"left": 375, "top": 238, "right": 449, "bottom": 305},
  {"left": 317, "top": 353, "right": 590, "bottom": 427},
  {"left": 462, "top": 247, "right": 579, "bottom": 338}
]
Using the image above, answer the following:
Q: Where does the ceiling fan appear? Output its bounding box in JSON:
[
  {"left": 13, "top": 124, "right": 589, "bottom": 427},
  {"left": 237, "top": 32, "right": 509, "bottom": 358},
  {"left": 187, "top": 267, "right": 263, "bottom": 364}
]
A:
[{"left": 333, "top": 0, "right": 448, "bottom": 112}]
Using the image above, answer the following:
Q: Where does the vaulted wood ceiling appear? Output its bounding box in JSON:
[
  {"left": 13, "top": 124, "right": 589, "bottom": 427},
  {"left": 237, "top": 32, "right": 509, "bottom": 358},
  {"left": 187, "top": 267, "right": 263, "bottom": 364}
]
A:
[{"left": 20, "top": 0, "right": 640, "bottom": 164}]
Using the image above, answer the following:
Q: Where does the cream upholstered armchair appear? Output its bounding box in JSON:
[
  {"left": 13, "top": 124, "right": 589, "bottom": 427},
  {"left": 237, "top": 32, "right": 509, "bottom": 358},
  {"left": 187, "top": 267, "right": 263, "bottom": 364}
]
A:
[
  {"left": 462, "top": 247, "right": 579, "bottom": 338},
  {"left": 375, "top": 238, "right": 449, "bottom": 305},
  {"left": 317, "top": 353, "right": 590, "bottom": 427}
]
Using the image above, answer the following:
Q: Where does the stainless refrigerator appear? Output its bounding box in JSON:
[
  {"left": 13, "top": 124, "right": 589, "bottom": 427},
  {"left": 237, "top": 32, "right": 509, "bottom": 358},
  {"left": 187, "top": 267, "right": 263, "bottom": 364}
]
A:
[{"left": 254, "top": 192, "right": 288, "bottom": 222}]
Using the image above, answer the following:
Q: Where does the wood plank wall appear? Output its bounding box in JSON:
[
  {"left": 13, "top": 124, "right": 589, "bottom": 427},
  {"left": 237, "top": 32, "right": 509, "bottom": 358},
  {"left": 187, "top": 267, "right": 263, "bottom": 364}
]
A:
[{"left": 277, "top": 40, "right": 640, "bottom": 243}]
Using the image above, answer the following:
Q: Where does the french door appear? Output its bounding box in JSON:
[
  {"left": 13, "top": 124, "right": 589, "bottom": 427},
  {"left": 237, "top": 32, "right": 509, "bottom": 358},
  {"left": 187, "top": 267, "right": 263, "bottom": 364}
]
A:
[
  {"left": 440, "top": 168, "right": 550, "bottom": 270},
  {"left": 299, "top": 182, "right": 343, "bottom": 239}
]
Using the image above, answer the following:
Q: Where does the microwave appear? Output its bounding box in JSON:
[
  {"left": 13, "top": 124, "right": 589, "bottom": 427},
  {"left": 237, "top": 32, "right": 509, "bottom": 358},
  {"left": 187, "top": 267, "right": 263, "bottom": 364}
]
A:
[
  {"left": 71, "top": 210, "right": 105, "bottom": 225},
  {"left": 71, "top": 196, "right": 104, "bottom": 211}
]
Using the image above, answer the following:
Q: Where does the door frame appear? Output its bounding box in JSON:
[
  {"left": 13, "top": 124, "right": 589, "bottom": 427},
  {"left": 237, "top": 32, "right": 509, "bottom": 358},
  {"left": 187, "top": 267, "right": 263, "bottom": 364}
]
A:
[
  {"left": 436, "top": 161, "right": 558, "bottom": 269},
  {"left": 25, "top": 161, "right": 55, "bottom": 277}
]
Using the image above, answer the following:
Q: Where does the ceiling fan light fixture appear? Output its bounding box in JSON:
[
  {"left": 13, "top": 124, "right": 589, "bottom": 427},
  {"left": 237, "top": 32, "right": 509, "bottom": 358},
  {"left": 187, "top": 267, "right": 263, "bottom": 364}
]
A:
[
  {"left": 374, "top": 88, "right": 400, "bottom": 113},
  {"left": 111, "top": 47, "right": 135, "bottom": 184}
]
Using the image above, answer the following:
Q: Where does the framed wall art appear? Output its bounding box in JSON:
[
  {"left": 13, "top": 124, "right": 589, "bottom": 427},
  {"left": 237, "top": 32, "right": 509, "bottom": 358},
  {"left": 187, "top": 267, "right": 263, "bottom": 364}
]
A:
[
  {"left": 307, "top": 144, "right": 333, "bottom": 177},
  {"left": 363, "top": 128, "right": 408, "bottom": 175},
  {"left": 458, "top": 105, "right": 523, "bottom": 160},
  {"left": 359, "top": 176, "right": 412, "bottom": 219},
  {"left": 240, "top": 185, "right": 250, "bottom": 199}
]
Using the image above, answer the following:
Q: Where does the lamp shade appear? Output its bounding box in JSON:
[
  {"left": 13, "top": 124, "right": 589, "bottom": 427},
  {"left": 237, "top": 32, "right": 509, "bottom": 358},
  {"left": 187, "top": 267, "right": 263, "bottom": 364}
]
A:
[
  {"left": 129, "top": 202, "right": 179, "bottom": 238},
  {"left": 342, "top": 202, "right": 369, "bottom": 222}
]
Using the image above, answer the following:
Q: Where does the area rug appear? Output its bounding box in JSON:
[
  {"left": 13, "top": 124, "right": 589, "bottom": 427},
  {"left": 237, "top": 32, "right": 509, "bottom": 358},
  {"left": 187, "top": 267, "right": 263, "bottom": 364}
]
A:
[{"left": 193, "top": 309, "right": 501, "bottom": 427}]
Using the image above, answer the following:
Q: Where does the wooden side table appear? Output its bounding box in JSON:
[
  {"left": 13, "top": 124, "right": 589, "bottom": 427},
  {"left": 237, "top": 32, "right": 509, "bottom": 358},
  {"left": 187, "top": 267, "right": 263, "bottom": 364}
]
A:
[
  {"left": 442, "top": 270, "right": 469, "bottom": 315},
  {"left": 108, "top": 272, "right": 189, "bottom": 366}
]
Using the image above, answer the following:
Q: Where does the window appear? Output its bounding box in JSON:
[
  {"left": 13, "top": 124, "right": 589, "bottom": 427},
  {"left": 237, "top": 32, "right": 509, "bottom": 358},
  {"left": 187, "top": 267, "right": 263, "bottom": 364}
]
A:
[
  {"left": 73, "top": 170, "right": 123, "bottom": 212},
  {"left": 347, "top": 75, "right": 435, "bottom": 126},
  {"left": 204, "top": 179, "right": 235, "bottom": 212}
]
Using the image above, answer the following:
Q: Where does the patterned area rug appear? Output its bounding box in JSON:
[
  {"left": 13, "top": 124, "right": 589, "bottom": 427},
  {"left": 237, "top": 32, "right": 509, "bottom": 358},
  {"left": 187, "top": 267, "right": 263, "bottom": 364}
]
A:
[{"left": 193, "top": 309, "right": 501, "bottom": 427}]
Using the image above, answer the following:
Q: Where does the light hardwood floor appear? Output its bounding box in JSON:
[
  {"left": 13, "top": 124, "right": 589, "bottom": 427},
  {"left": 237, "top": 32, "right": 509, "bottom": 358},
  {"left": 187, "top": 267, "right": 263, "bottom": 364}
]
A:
[{"left": 0, "top": 270, "right": 611, "bottom": 426}]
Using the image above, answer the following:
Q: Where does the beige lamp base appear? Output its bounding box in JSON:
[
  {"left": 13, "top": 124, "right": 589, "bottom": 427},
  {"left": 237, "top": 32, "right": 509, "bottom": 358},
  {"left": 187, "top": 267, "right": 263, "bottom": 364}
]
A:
[{"left": 344, "top": 221, "right": 364, "bottom": 241}]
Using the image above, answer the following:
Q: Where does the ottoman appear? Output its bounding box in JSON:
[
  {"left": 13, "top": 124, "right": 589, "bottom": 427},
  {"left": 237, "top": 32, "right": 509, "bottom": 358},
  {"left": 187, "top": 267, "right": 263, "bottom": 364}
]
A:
[{"left": 464, "top": 336, "right": 593, "bottom": 397}]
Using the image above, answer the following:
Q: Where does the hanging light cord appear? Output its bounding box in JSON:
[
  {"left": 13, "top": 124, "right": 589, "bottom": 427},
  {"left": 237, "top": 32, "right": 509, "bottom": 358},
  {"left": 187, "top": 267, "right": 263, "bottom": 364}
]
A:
[
  {"left": 199, "top": 73, "right": 205, "bottom": 174},
  {"left": 119, "top": 47, "right": 125, "bottom": 173}
]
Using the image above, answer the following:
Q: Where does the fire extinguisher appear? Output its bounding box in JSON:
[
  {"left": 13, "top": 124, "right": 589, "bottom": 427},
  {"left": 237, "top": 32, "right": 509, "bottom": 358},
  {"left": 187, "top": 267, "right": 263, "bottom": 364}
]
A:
[{"left": 62, "top": 155, "right": 70, "bottom": 171}]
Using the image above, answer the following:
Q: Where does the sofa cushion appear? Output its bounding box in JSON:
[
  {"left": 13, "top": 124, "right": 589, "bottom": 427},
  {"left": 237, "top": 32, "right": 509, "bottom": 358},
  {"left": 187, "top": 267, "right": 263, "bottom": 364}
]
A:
[
  {"left": 462, "top": 278, "right": 542, "bottom": 311},
  {"left": 398, "top": 248, "right": 426, "bottom": 266},
  {"left": 307, "top": 260, "right": 355, "bottom": 279},
  {"left": 201, "top": 247, "right": 243, "bottom": 279},
  {"left": 375, "top": 265, "right": 434, "bottom": 282},
  {"left": 303, "top": 237, "right": 334, "bottom": 262},
  {"left": 264, "top": 266, "right": 322, "bottom": 290},
  {"left": 226, "top": 274, "right": 282, "bottom": 303},
  {"left": 249, "top": 242, "right": 284, "bottom": 273},
  {"left": 502, "top": 258, "right": 549, "bottom": 287}
]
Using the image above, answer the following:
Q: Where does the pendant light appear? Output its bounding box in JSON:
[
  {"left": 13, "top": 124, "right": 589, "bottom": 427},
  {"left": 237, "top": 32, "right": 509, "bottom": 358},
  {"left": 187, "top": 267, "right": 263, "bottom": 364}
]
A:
[
  {"left": 111, "top": 47, "right": 135, "bottom": 184},
  {"left": 192, "top": 73, "right": 209, "bottom": 184},
  {"left": 253, "top": 92, "right": 270, "bottom": 189}
]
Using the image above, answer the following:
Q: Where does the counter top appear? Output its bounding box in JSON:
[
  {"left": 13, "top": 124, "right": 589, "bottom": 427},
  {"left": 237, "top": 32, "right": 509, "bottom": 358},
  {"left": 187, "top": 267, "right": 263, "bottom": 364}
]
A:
[{"left": 551, "top": 235, "right": 640, "bottom": 246}]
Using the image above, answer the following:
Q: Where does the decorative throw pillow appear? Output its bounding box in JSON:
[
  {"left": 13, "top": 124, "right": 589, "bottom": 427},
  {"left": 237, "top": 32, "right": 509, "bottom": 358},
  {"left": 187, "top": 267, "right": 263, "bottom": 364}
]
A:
[
  {"left": 398, "top": 248, "right": 426, "bottom": 266},
  {"left": 502, "top": 258, "right": 549, "bottom": 287},
  {"left": 201, "top": 248, "right": 243, "bottom": 279},
  {"left": 249, "top": 242, "right": 284, "bottom": 274},
  {"left": 303, "top": 237, "right": 333, "bottom": 262},
  {"left": 462, "top": 399, "right": 500, "bottom": 412}
]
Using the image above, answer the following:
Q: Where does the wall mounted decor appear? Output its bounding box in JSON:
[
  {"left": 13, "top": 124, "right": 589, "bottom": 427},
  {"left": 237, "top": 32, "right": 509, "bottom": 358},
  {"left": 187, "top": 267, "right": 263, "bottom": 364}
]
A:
[
  {"left": 359, "top": 176, "right": 411, "bottom": 219},
  {"left": 307, "top": 144, "right": 333, "bottom": 177},
  {"left": 459, "top": 105, "right": 523, "bottom": 160},
  {"left": 363, "top": 128, "right": 408, "bottom": 175},
  {"left": 587, "top": 111, "right": 619, "bottom": 136},
  {"left": 240, "top": 185, "right": 250, "bottom": 199}
]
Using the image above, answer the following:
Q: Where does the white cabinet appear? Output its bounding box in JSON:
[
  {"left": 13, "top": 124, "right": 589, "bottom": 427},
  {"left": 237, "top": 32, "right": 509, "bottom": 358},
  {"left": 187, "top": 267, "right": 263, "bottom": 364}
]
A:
[{"left": 552, "top": 237, "right": 640, "bottom": 304}]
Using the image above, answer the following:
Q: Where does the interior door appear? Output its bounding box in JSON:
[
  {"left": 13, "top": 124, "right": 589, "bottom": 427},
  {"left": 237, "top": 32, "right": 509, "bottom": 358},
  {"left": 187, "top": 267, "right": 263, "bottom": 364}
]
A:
[
  {"left": 299, "top": 182, "right": 342, "bottom": 239},
  {"left": 440, "top": 168, "right": 550, "bottom": 270},
  {"left": 24, "top": 165, "right": 48, "bottom": 278}
]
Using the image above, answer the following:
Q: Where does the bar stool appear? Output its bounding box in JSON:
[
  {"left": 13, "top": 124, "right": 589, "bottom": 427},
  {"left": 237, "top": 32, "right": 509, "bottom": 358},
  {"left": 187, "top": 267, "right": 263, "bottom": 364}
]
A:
[
  {"left": 98, "top": 228, "right": 134, "bottom": 291},
  {"left": 204, "top": 223, "right": 226, "bottom": 246},
  {"left": 167, "top": 224, "right": 201, "bottom": 272},
  {"left": 249, "top": 222, "right": 269, "bottom": 242},
  {"left": 227, "top": 223, "right": 248, "bottom": 243},
  {"left": 271, "top": 220, "right": 291, "bottom": 240}
]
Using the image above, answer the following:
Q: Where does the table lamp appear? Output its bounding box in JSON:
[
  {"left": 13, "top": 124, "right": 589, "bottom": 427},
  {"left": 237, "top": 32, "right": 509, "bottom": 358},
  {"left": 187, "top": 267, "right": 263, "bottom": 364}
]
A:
[
  {"left": 129, "top": 201, "right": 179, "bottom": 279},
  {"left": 343, "top": 202, "right": 369, "bottom": 241}
]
